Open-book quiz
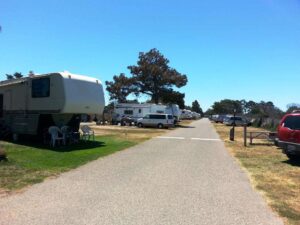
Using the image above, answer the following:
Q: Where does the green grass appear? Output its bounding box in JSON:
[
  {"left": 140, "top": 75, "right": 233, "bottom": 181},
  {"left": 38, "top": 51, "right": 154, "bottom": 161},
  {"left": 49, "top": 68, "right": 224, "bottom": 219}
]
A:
[{"left": 0, "top": 136, "right": 138, "bottom": 191}]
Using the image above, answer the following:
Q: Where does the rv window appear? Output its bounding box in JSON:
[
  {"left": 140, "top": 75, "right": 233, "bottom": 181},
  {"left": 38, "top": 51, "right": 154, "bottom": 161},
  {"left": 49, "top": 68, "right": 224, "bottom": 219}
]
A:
[
  {"left": 138, "top": 109, "right": 142, "bottom": 113},
  {"left": 32, "top": 78, "right": 50, "bottom": 98},
  {"left": 124, "top": 110, "right": 133, "bottom": 115},
  {"left": 156, "top": 110, "right": 164, "bottom": 114},
  {"left": 168, "top": 115, "right": 173, "bottom": 120}
]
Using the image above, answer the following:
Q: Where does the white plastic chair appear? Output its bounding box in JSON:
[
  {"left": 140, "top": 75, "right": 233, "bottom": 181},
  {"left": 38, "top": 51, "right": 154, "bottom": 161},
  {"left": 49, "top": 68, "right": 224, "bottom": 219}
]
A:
[
  {"left": 48, "top": 126, "right": 63, "bottom": 147},
  {"left": 81, "top": 125, "right": 95, "bottom": 141},
  {"left": 61, "top": 126, "right": 71, "bottom": 145}
]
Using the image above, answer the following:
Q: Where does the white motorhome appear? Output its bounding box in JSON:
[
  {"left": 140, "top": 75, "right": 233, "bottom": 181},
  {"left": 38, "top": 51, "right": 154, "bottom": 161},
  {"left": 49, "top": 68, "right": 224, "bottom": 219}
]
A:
[
  {"left": 180, "top": 109, "right": 193, "bottom": 120},
  {"left": 192, "top": 112, "right": 201, "bottom": 119},
  {"left": 165, "top": 104, "right": 181, "bottom": 122},
  {"left": 112, "top": 103, "right": 166, "bottom": 124},
  {"left": 0, "top": 71, "right": 105, "bottom": 139}
]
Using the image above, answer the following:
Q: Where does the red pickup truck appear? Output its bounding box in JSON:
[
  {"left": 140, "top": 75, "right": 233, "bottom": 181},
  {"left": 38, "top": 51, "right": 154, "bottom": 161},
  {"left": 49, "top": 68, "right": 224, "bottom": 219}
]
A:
[{"left": 277, "top": 111, "right": 300, "bottom": 160}]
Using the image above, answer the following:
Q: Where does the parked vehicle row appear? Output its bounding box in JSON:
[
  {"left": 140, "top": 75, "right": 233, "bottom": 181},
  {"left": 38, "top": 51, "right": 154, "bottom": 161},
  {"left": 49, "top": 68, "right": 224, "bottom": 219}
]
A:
[
  {"left": 112, "top": 103, "right": 201, "bottom": 126},
  {"left": 211, "top": 114, "right": 250, "bottom": 126},
  {"left": 112, "top": 103, "right": 181, "bottom": 125},
  {"left": 180, "top": 109, "right": 201, "bottom": 120}
]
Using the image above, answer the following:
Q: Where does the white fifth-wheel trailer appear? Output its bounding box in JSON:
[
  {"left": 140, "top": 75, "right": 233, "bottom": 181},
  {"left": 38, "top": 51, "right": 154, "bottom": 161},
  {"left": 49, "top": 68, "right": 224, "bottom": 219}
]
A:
[
  {"left": 113, "top": 103, "right": 181, "bottom": 124},
  {"left": 0, "top": 71, "right": 105, "bottom": 139}
]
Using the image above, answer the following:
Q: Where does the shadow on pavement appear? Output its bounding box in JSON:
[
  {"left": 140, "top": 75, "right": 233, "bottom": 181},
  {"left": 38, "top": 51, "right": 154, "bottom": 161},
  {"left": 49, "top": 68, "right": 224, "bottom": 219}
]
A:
[{"left": 176, "top": 125, "right": 195, "bottom": 129}]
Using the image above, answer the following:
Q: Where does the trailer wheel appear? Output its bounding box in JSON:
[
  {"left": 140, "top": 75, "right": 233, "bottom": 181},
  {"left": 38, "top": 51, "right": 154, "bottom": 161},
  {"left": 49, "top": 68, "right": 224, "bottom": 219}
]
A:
[
  {"left": 157, "top": 123, "right": 163, "bottom": 129},
  {"left": 286, "top": 153, "right": 300, "bottom": 161},
  {"left": 137, "top": 123, "right": 143, "bottom": 128}
]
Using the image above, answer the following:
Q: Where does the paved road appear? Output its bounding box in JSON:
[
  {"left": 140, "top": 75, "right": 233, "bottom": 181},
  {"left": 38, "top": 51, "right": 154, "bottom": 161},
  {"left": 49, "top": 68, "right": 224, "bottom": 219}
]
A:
[{"left": 0, "top": 119, "right": 283, "bottom": 225}]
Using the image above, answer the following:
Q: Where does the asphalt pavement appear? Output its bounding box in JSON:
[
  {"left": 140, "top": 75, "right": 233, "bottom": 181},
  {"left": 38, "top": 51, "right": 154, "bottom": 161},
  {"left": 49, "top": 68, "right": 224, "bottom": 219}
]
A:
[{"left": 0, "top": 119, "right": 283, "bottom": 225}]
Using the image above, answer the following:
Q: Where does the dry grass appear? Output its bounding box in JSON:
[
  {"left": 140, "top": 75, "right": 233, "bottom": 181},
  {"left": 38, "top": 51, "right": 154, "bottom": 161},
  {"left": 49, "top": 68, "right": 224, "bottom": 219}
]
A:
[
  {"left": 90, "top": 120, "right": 196, "bottom": 142},
  {"left": 91, "top": 125, "right": 167, "bottom": 142},
  {"left": 213, "top": 123, "right": 300, "bottom": 225}
]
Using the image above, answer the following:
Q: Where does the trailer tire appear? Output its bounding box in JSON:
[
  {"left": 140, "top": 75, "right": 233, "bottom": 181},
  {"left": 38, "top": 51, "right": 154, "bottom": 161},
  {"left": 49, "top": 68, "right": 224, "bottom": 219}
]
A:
[
  {"left": 137, "top": 123, "right": 143, "bottom": 128},
  {"left": 286, "top": 153, "right": 300, "bottom": 161},
  {"left": 157, "top": 123, "right": 163, "bottom": 129}
]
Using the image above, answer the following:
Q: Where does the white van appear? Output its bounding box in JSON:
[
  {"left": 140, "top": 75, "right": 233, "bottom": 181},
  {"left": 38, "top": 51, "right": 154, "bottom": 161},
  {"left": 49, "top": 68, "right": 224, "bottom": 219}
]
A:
[{"left": 137, "top": 114, "right": 174, "bottom": 128}]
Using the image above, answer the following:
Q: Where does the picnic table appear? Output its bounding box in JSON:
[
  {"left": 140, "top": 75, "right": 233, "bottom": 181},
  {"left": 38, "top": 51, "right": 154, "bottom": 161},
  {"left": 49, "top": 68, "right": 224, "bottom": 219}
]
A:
[{"left": 248, "top": 131, "right": 277, "bottom": 144}]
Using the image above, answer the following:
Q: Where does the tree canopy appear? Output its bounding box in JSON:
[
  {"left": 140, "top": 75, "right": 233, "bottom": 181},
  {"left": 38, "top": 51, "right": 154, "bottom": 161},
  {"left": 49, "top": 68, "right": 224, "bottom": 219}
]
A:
[
  {"left": 105, "top": 73, "right": 135, "bottom": 102},
  {"left": 191, "top": 100, "right": 203, "bottom": 115},
  {"left": 105, "top": 48, "right": 188, "bottom": 105},
  {"left": 286, "top": 103, "right": 300, "bottom": 113},
  {"left": 206, "top": 99, "right": 284, "bottom": 119}
]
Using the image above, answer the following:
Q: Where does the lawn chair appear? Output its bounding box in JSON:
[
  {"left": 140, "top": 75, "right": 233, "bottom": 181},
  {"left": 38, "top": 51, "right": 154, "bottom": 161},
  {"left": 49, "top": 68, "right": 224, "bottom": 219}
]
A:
[
  {"left": 61, "top": 126, "right": 71, "bottom": 145},
  {"left": 48, "top": 126, "right": 64, "bottom": 147},
  {"left": 81, "top": 125, "right": 95, "bottom": 141}
]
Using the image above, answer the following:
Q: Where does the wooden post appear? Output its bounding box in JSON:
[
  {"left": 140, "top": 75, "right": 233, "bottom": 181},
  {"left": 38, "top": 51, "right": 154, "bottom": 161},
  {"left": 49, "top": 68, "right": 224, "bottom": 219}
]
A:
[{"left": 244, "top": 125, "right": 247, "bottom": 147}]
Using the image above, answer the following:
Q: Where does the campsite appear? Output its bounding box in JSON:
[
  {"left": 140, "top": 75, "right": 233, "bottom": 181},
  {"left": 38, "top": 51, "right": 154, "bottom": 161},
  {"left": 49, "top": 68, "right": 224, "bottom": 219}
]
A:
[{"left": 1, "top": 1, "right": 300, "bottom": 225}]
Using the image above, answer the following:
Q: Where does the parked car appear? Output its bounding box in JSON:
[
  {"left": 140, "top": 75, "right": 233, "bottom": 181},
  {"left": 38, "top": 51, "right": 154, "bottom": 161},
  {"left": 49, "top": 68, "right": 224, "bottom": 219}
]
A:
[
  {"left": 137, "top": 114, "right": 174, "bottom": 129},
  {"left": 215, "top": 114, "right": 227, "bottom": 123},
  {"left": 120, "top": 116, "right": 135, "bottom": 126},
  {"left": 223, "top": 116, "right": 248, "bottom": 126},
  {"left": 277, "top": 111, "right": 300, "bottom": 160}
]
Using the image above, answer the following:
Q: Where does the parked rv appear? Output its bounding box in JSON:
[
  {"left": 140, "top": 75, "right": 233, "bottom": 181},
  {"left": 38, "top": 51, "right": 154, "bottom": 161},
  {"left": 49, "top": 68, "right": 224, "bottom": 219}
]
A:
[
  {"left": 112, "top": 103, "right": 180, "bottom": 124},
  {"left": 165, "top": 104, "right": 181, "bottom": 123},
  {"left": 192, "top": 112, "right": 201, "bottom": 119},
  {"left": 137, "top": 114, "right": 174, "bottom": 128},
  {"left": 180, "top": 109, "right": 193, "bottom": 120},
  {"left": 0, "top": 71, "right": 105, "bottom": 140}
]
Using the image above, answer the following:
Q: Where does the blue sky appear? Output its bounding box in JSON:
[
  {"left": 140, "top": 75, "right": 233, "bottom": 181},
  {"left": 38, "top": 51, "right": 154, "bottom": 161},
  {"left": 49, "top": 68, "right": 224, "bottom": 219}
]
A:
[{"left": 1, "top": 0, "right": 300, "bottom": 111}]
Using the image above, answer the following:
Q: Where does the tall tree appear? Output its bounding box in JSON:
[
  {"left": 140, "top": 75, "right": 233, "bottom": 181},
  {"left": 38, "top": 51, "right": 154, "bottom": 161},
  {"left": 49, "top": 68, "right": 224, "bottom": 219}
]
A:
[
  {"left": 211, "top": 99, "right": 242, "bottom": 114},
  {"left": 127, "top": 48, "right": 187, "bottom": 103},
  {"left": 105, "top": 73, "right": 135, "bottom": 102},
  {"left": 192, "top": 100, "right": 203, "bottom": 114}
]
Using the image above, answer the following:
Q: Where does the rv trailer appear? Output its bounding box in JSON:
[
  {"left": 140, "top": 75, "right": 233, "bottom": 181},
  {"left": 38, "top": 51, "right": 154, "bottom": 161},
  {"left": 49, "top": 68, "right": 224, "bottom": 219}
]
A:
[
  {"left": 0, "top": 72, "right": 105, "bottom": 139},
  {"left": 191, "top": 112, "right": 201, "bottom": 119},
  {"left": 180, "top": 109, "right": 193, "bottom": 120},
  {"left": 112, "top": 103, "right": 182, "bottom": 124},
  {"left": 112, "top": 103, "right": 166, "bottom": 124},
  {"left": 165, "top": 104, "right": 181, "bottom": 122}
]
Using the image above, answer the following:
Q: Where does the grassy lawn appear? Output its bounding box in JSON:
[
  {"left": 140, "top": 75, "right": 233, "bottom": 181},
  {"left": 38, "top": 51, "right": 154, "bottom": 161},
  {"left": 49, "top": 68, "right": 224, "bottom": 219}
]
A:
[
  {"left": 0, "top": 121, "right": 192, "bottom": 196},
  {"left": 213, "top": 123, "right": 300, "bottom": 225},
  {"left": 0, "top": 135, "right": 142, "bottom": 194}
]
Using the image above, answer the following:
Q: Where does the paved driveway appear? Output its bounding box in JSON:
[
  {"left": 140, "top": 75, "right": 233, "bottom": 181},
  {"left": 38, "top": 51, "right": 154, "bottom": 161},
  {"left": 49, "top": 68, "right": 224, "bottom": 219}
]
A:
[{"left": 0, "top": 119, "right": 283, "bottom": 225}]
